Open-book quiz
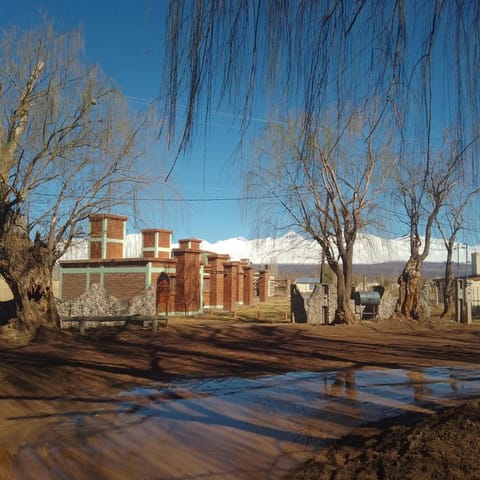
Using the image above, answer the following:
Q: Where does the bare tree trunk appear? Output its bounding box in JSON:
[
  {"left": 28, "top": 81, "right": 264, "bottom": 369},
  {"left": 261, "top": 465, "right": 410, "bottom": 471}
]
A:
[
  {"left": 442, "top": 245, "right": 455, "bottom": 317},
  {"left": 396, "top": 257, "right": 423, "bottom": 319},
  {"left": 3, "top": 268, "right": 59, "bottom": 330},
  {"left": 332, "top": 264, "right": 356, "bottom": 325},
  {"left": 0, "top": 222, "right": 59, "bottom": 332}
]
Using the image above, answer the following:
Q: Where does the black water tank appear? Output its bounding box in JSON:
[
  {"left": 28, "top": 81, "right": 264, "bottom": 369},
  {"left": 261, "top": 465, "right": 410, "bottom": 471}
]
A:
[{"left": 353, "top": 291, "right": 381, "bottom": 306}]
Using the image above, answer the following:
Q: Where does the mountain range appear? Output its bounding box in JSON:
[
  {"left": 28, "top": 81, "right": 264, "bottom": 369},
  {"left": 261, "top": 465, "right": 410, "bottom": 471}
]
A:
[
  {"left": 200, "top": 232, "right": 459, "bottom": 264},
  {"left": 62, "top": 231, "right": 478, "bottom": 279}
]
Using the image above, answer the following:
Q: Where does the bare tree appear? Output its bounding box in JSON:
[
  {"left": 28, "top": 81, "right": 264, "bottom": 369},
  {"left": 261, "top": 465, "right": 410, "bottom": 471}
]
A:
[
  {"left": 247, "top": 110, "right": 387, "bottom": 324},
  {"left": 436, "top": 183, "right": 480, "bottom": 317},
  {"left": 394, "top": 144, "right": 470, "bottom": 319},
  {"left": 389, "top": 1, "right": 480, "bottom": 319},
  {"left": 160, "top": 1, "right": 480, "bottom": 320},
  {"left": 0, "top": 25, "right": 151, "bottom": 332}
]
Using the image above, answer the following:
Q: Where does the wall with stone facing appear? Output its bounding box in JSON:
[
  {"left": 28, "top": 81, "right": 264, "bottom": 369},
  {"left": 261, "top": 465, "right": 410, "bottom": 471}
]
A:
[
  {"left": 377, "top": 291, "right": 397, "bottom": 319},
  {"left": 291, "top": 282, "right": 397, "bottom": 324},
  {"left": 57, "top": 283, "right": 156, "bottom": 318},
  {"left": 291, "top": 283, "right": 337, "bottom": 324},
  {"left": 304, "top": 283, "right": 337, "bottom": 324}
]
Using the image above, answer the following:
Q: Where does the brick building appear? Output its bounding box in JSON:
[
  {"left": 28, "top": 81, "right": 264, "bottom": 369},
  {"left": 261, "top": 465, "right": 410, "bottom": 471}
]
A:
[{"left": 59, "top": 214, "right": 269, "bottom": 316}]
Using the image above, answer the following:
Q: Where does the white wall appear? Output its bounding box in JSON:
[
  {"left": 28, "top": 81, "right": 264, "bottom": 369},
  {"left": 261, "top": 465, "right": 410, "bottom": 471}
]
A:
[{"left": 472, "top": 252, "right": 480, "bottom": 276}]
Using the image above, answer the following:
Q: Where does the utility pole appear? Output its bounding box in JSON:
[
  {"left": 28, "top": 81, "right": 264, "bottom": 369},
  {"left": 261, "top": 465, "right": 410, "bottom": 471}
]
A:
[
  {"left": 466, "top": 244, "right": 469, "bottom": 281},
  {"left": 455, "top": 242, "right": 472, "bottom": 324},
  {"left": 465, "top": 243, "right": 472, "bottom": 324}
]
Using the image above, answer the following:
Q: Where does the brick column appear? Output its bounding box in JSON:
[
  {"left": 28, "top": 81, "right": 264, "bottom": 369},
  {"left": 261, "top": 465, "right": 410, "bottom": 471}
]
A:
[
  {"left": 236, "top": 262, "right": 244, "bottom": 306},
  {"left": 206, "top": 253, "right": 230, "bottom": 309},
  {"left": 202, "top": 264, "right": 211, "bottom": 309},
  {"left": 223, "top": 262, "right": 238, "bottom": 311},
  {"left": 242, "top": 264, "right": 254, "bottom": 306},
  {"left": 173, "top": 239, "right": 203, "bottom": 315},
  {"left": 89, "top": 214, "right": 127, "bottom": 260},
  {"left": 258, "top": 267, "right": 270, "bottom": 303}
]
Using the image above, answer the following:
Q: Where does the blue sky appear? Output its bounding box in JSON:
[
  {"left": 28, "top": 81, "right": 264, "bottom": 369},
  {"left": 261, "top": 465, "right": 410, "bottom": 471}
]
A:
[
  {"left": 3, "top": 2, "right": 480, "bottom": 248},
  {"left": 1, "top": 0, "right": 256, "bottom": 243}
]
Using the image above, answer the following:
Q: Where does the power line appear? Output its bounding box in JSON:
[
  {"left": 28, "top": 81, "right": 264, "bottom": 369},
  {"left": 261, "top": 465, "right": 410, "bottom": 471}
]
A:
[
  {"left": 30, "top": 191, "right": 277, "bottom": 202},
  {"left": 28, "top": 191, "right": 480, "bottom": 239}
]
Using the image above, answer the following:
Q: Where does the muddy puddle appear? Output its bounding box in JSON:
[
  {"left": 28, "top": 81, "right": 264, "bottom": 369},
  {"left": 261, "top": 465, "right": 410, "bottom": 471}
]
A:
[{"left": 1, "top": 366, "right": 480, "bottom": 479}]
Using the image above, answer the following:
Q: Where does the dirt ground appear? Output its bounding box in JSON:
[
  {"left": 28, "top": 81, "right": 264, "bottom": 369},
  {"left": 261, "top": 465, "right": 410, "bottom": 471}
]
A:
[
  {"left": 1, "top": 299, "right": 480, "bottom": 479},
  {"left": 294, "top": 398, "right": 480, "bottom": 480}
]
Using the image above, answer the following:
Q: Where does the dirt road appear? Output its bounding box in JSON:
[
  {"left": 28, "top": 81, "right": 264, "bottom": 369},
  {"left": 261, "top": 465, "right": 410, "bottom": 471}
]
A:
[{"left": 1, "top": 307, "right": 480, "bottom": 479}]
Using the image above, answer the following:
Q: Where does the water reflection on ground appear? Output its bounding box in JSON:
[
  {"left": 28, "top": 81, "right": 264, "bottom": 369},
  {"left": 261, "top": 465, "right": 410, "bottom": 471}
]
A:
[{"left": 2, "top": 366, "right": 480, "bottom": 479}]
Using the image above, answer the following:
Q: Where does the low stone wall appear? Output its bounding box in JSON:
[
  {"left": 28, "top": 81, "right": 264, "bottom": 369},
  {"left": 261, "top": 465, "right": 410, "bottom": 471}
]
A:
[
  {"left": 291, "top": 283, "right": 337, "bottom": 324},
  {"left": 57, "top": 282, "right": 398, "bottom": 325},
  {"left": 304, "top": 284, "right": 337, "bottom": 325},
  {"left": 56, "top": 283, "right": 156, "bottom": 318},
  {"left": 292, "top": 283, "right": 398, "bottom": 324},
  {"left": 378, "top": 291, "right": 397, "bottom": 319}
]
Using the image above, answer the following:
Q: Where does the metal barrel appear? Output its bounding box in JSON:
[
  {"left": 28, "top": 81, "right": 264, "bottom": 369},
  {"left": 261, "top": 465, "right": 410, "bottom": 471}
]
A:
[{"left": 353, "top": 291, "right": 381, "bottom": 306}]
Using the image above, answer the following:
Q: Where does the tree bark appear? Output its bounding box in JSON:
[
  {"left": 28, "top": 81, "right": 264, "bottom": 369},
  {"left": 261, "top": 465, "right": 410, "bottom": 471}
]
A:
[
  {"left": 396, "top": 256, "right": 423, "bottom": 319},
  {"left": 332, "top": 263, "right": 356, "bottom": 325},
  {"left": 441, "top": 246, "right": 455, "bottom": 317},
  {"left": 0, "top": 221, "right": 59, "bottom": 332}
]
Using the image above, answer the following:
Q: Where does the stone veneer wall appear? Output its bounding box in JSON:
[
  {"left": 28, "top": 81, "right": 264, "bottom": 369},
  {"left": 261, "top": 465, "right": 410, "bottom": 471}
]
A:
[
  {"left": 292, "top": 283, "right": 397, "bottom": 324},
  {"left": 57, "top": 283, "right": 156, "bottom": 318},
  {"left": 303, "top": 283, "right": 337, "bottom": 324}
]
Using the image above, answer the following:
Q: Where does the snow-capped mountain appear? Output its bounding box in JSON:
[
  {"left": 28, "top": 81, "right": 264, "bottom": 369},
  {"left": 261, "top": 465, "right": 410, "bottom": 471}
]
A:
[
  {"left": 201, "top": 232, "right": 470, "bottom": 264},
  {"left": 61, "top": 231, "right": 478, "bottom": 265}
]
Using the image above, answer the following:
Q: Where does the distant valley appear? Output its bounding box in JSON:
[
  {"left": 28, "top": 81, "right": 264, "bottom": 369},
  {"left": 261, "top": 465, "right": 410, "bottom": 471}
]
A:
[{"left": 260, "top": 262, "right": 449, "bottom": 281}]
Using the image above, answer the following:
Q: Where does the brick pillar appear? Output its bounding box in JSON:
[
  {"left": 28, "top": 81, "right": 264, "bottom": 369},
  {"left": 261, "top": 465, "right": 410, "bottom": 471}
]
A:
[
  {"left": 207, "top": 253, "right": 230, "bottom": 309},
  {"left": 173, "top": 239, "right": 202, "bottom": 315},
  {"left": 258, "top": 268, "right": 270, "bottom": 302},
  {"left": 223, "top": 262, "right": 238, "bottom": 311},
  {"left": 243, "top": 264, "right": 254, "bottom": 306},
  {"left": 236, "top": 262, "right": 245, "bottom": 306},
  {"left": 89, "top": 214, "right": 127, "bottom": 260},
  {"left": 141, "top": 228, "right": 172, "bottom": 259},
  {"left": 202, "top": 264, "right": 211, "bottom": 309}
]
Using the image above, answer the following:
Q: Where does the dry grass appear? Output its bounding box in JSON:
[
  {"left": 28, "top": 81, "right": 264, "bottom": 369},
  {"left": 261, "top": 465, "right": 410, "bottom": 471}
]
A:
[{"left": 197, "top": 296, "right": 291, "bottom": 324}]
